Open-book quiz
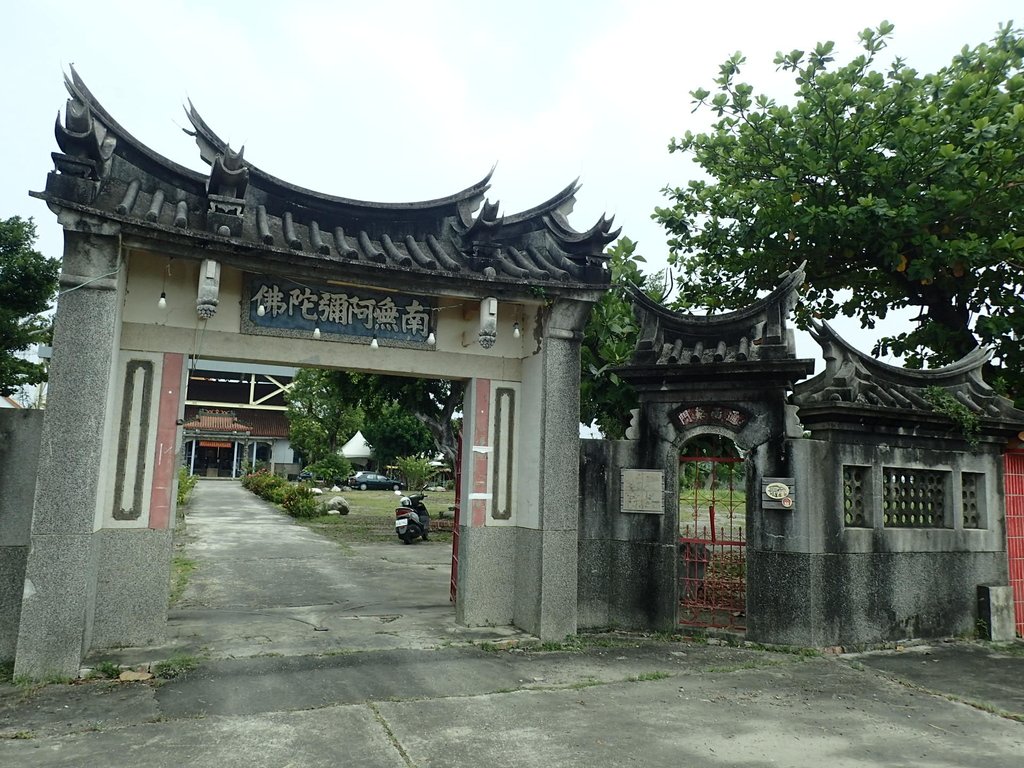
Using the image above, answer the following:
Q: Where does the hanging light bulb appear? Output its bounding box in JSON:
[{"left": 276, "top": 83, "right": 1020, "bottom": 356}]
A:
[
  {"left": 158, "top": 291, "right": 167, "bottom": 309},
  {"left": 313, "top": 325, "right": 321, "bottom": 340},
  {"left": 370, "top": 335, "right": 379, "bottom": 350},
  {"left": 427, "top": 331, "right": 436, "bottom": 345},
  {"left": 512, "top": 321, "right": 521, "bottom": 339},
  {"left": 256, "top": 302, "right": 266, "bottom": 317}
]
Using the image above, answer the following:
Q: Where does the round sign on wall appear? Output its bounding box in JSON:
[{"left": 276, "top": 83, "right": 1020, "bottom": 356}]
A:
[{"left": 765, "top": 482, "right": 790, "bottom": 499}]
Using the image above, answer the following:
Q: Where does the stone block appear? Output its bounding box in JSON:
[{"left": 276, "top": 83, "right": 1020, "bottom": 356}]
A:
[
  {"left": 514, "top": 528, "right": 577, "bottom": 640},
  {"left": 0, "top": 546, "right": 28, "bottom": 661},
  {"left": 607, "top": 541, "right": 677, "bottom": 632},
  {"left": 539, "top": 529, "right": 578, "bottom": 638},
  {"left": 577, "top": 538, "right": 610, "bottom": 629},
  {"left": 513, "top": 527, "right": 542, "bottom": 632},
  {"left": 89, "top": 528, "right": 172, "bottom": 650},
  {"left": 455, "top": 525, "right": 515, "bottom": 628},
  {"left": 977, "top": 585, "right": 1016, "bottom": 642},
  {"left": 0, "top": 409, "right": 43, "bottom": 546},
  {"left": 14, "top": 533, "right": 98, "bottom": 679}
]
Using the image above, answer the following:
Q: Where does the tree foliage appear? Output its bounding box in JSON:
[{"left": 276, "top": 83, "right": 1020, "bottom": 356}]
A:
[
  {"left": 286, "top": 369, "right": 364, "bottom": 464},
  {"left": 580, "top": 237, "right": 643, "bottom": 438},
  {"left": 286, "top": 368, "right": 455, "bottom": 468},
  {"left": 351, "top": 374, "right": 463, "bottom": 463},
  {"left": 580, "top": 236, "right": 665, "bottom": 438},
  {"left": 655, "top": 22, "right": 1024, "bottom": 397},
  {"left": 0, "top": 216, "right": 59, "bottom": 397},
  {"left": 395, "top": 455, "right": 435, "bottom": 491},
  {"left": 362, "top": 401, "right": 434, "bottom": 471}
]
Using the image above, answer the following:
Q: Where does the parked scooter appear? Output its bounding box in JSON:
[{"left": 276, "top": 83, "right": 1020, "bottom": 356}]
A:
[{"left": 395, "top": 492, "right": 430, "bottom": 544}]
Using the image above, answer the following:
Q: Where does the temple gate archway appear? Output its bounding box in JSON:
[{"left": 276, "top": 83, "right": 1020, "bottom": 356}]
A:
[{"left": 10, "top": 70, "right": 616, "bottom": 678}]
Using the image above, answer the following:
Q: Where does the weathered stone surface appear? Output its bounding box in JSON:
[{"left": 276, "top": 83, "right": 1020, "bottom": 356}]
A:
[
  {"left": 0, "top": 409, "right": 43, "bottom": 662},
  {"left": 456, "top": 526, "right": 515, "bottom": 628},
  {"left": 320, "top": 496, "right": 349, "bottom": 515},
  {"left": 90, "top": 529, "right": 172, "bottom": 651}
]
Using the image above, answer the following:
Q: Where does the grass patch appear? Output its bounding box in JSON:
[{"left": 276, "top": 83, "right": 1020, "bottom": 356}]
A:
[
  {"left": 0, "top": 660, "right": 13, "bottom": 683},
  {"left": 169, "top": 555, "right": 197, "bottom": 606},
  {"left": 3, "top": 731, "right": 35, "bottom": 740},
  {"left": 630, "top": 671, "right": 674, "bottom": 682},
  {"left": 88, "top": 660, "right": 122, "bottom": 680},
  {"left": 152, "top": 653, "right": 201, "bottom": 679},
  {"left": 297, "top": 489, "right": 456, "bottom": 545},
  {"left": 992, "top": 642, "right": 1024, "bottom": 657}
]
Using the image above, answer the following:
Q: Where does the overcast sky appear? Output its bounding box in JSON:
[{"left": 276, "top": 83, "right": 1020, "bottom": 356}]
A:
[{"left": 2, "top": 0, "right": 1018, "bottom": 365}]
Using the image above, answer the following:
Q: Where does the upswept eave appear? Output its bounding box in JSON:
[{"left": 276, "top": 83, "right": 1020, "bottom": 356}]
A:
[
  {"left": 794, "top": 321, "right": 1024, "bottom": 423},
  {"left": 40, "top": 71, "right": 614, "bottom": 290},
  {"left": 184, "top": 101, "right": 495, "bottom": 218},
  {"left": 626, "top": 265, "right": 805, "bottom": 366}
]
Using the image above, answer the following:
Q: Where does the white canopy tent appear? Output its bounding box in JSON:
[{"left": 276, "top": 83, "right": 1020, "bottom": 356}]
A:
[{"left": 340, "top": 431, "right": 373, "bottom": 467}]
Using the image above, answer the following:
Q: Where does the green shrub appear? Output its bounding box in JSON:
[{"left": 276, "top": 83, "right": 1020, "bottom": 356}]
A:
[
  {"left": 304, "top": 454, "right": 352, "bottom": 485},
  {"left": 176, "top": 467, "right": 198, "bottom": 506},
  {"left": 282, "top": 485, "right": 320, "bottom": 518},
  {"left": 396, "top": 455, "right": 434, "bottom": 491},
  {"left": 241, "top": 469, "right": 289, "bottom": 503}
]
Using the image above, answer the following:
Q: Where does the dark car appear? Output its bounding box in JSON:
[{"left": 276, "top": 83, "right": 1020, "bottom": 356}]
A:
[{"left": 348, "top": 471, "right": 405, "bottom": 491}]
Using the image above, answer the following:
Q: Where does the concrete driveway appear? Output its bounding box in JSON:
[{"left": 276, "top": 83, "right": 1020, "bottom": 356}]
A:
[{"left": 134, "top": 480, "right": 525, "bottom": 662}]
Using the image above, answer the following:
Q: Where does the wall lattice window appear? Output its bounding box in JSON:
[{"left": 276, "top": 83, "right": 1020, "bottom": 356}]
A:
[
  {"left": 961, "top": 472, "right": 984, "bottom": 529},
  {"left": 882, "top": 468, "right": 950, "bottom": 528},
  {"left": 843, "top": 466, "right": 870, "bottom": 527}
]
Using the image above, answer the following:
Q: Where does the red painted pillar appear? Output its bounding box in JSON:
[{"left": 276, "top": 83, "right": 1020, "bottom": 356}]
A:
[
  {"left": 1005, "top": 451, "right": 1024, "bottom": 637},
  {"left": 148, "top": 353, "right": 185, "bottom": 530},
  {"left": 469, "top": 378, "right": 491, "bottom": 527}
]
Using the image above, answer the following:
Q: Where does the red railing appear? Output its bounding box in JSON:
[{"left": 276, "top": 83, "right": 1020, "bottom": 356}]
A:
[
  {"left": 679, "top": 455, "right": 746, "bottom": 630},
  {"left": 450, "top": 433, "right": 462, "bottom": 603},
  {"left": 1006, "top": 451, "right": 1024, "bottom": 637}
]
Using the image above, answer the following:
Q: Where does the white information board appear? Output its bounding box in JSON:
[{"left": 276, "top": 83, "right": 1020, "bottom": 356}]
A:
[{"left": 620, "top": 469, "right": 665, "bottom": 515}]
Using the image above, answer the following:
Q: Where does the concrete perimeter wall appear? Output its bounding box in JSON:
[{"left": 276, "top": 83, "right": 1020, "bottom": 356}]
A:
[
  {"left": 746, "top": 435, "right": 1010, "bottom": 647},
  {"left": 0, "top": 409, "right": 43, "bottom": 661},
  {"left": 578, "top": 439, "right": 678, "bottom": 633}
]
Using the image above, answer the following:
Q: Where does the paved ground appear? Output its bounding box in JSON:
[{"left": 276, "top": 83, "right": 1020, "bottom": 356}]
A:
[{"left": 2, "top": 480, "right": 1022, "bottom": 767}]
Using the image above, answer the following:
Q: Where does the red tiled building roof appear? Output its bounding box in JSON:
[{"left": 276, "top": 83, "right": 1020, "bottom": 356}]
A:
[{"left": 182, "top": 407, "right": 290, "bottom": 439}]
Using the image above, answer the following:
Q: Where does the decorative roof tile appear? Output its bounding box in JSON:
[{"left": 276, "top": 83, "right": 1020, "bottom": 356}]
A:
[
  {"left": 37, "top": 68, "right": 616, "bottom": 292},
  {"left": 793, "top": 321, "right": 1024, "bottom": 429},
  {"left": 628, "top": 264, "right": 806, "bottom": 366}
]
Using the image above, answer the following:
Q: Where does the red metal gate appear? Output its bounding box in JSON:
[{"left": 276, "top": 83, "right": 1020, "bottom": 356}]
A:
[
  {"left": 1006, "top": 451, "right": 1024, "bottom": 637},
  {"left": 678, "top": 450, "right": 746, "bottom": 631},
  {"left": 450, "top": 433, "right": 462, "bottom": 603}
]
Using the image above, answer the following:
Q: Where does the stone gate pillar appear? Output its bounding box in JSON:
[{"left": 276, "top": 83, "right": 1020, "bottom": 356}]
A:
[
  {"left": 14, "top": 223, "right": 125, "bottom": 679},
  {"left": 457, "top": 298, "right": 591, "bottom": 641}
]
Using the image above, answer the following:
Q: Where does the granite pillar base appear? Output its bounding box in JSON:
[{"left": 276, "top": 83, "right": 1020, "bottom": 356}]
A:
[
  {"left": 89, "top": 528, "right": 172, "bottom": 650},
  {"left": 514, "top": 528, "right": 578, "bottom": 641},
  {"left": 13, "top": 533, "right": 99, "bottom": 679},
  {"left": 455, "top": 526, "right": 515, "bottom": 628}
]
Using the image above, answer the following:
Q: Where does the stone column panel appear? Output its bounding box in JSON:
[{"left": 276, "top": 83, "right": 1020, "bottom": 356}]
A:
[{"left": 15, "top": 228, "right": 123, "bottom": 679}]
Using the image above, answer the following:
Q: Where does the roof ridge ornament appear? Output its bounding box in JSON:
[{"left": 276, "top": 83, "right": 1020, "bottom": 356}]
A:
[
  {"left": 627, "top": 263, "right": 806, "bottom": 366},
  {"left": 793, "top": 321, "right": 1024, "bottom": 428},
  {"left": 48, "top": 78, "right": 117, "bottom": 203}
]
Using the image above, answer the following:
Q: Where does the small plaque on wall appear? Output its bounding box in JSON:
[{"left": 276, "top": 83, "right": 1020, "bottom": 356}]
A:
[
  {"left": 762, "top": 477, "right": 796, "bottom": 511},
  {"left": 620, "top": 469, "right": 665, "bottom": 515}
]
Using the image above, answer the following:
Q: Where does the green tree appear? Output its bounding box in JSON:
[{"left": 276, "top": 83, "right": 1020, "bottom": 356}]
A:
[
  {"left": 0, "top": 216, "right": 59, "bottom": 397},
  {"left": 285, "top": 369, "right": 364, "bottom": 464},
  {"left": 353, "top": 374, "right": 463, "bottom": 463},
  {"left": 580, "top": 236, "right": 662, "bottom": 438},
  {"left": 363, "top": 402, "right": 434, "bottom": 471},
  {"left": 655, "top": 22, "right": 1024, "bottom": 398},
  {"left": 395, "top": 455, "right": 434, "bottom": 491}
]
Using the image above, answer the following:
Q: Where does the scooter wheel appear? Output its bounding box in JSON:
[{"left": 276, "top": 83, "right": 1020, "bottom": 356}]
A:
[
  {"left": 422, "top": 533, "right": 428, "bottom": 541},
  {"left": 401, "top": 536, "right": 411, "bottom": 544}
]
